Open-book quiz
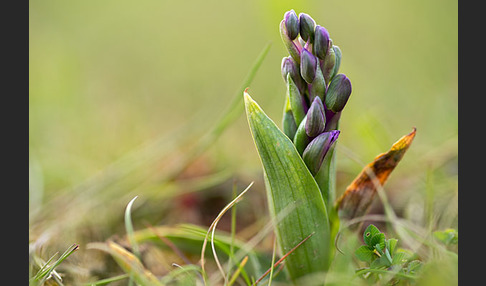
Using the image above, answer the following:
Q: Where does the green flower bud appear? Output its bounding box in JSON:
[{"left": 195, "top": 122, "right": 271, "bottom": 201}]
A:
[
  {"left": 321, "top": 39, "right": 336, "bottom": 84},
  {"left": 325, "top": 74, "right": 352, "bottom": 113},
  {"left": 309, "top": 62, "right": 327, "bottom": 102},
  {"left": 330, "top": 45, "right": 342, "bottom": 81},
  {"left": 287, "top": 74, "right": 307, "bottom": 126},
  {"left": 293, "top": 116, "right": 311, "bottom": 155},
  {"left": 305, "top": 97, "right": 326, "bottom": 137},
  {"left": 299, "top": 13, "right": 316, "bottom": 43}
]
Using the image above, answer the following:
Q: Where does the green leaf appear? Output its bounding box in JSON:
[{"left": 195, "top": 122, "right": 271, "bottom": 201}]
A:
[
  {"left": 384, "top": 248, "right": 393, "bottom": 265},
  {"left": 406, "top": 260, "right": 423, "bottom": 274},
  {"left": 370, "top": 256, "right": 390, "bottom": 269},
  {"left": 370, "top": 233, "right": 386, "bottom": 252},
  {"left": 363, "top": 224, "right": 381, "bottom": 246},
  {"left": 433, "top": 228, "right": 458, "bottom": 245},
  {"left": 244, "top": 91, "right": 332, "bottom": 281},
  {"left": 355, "top": 245, "right": 375, "bottom": 262},
  {"left": 392, "top": 249, "right": 412, "bottom": 265},
  {"left": 387, "top": 238, "right": 398, "bottom": 255}
]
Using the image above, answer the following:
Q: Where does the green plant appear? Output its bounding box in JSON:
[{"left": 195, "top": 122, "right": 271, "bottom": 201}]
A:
[
  {"left": 244, "top": 10, "right": 416, "bottom": 284},
  {"left": 29, "top": 243, "right": 79, "bottom": 286},
  {"left": 354, "top": 224, "right": 422, "bottom": 285}
]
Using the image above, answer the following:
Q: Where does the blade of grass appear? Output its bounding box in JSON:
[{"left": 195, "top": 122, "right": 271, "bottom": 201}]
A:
[
  {"left": 228, "top": 256, "right": 249, "bottom": 286},
  {"left": 31, "top": 243, "right": 79, "bottom": 284},
  {"left": 144, "top": 223, "right": 191, "bottom": 265},
  {"left": 87, "top": 241, "right": 162, "bottom": 286},
  {"left": 201, "top": 182, "right": 253, "bottom": 285},
  {"left": 222, "top": 200, "right": 297, "bottom": 285},
  {"left": 144, "top": 222, "right": 205, "bottom": 284},
  {"left": 83, "top": 274, "right": 130, "bottom": 285},
  {"left": 125, "top": 196, "right": 140, "bottom": 259},
  {"left": 229, "top": 180, "right": 238, "bottom": 273},
  {"left": 354, "top": 268, "right": 416, "bottom": 280},
  {"left": 159, "top": 264, "right": 203, "bottom": 284},
  {"left": 267, "top": 237, "right": 277, "bottom": 286},
  {"left": 125, "top": 196, "right": 140, "bottom": 286}
]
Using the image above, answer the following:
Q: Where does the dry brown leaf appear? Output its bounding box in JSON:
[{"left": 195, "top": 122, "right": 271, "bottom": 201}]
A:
[{"left": 335, "top": 128, "right": 416, "bottom": 222}]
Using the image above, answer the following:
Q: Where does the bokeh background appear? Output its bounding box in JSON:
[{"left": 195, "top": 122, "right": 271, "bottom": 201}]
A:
[{"left": 29, "top": 0, "right": 457, "bottom": 283}]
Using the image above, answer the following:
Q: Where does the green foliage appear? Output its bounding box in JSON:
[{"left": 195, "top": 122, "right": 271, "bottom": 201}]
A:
[
  {"left": 433, "top": 228, "right": 458, "bottom": 246},
  {"left": 355, "top": 224, "right": 423, "bottom": 285},
  {"left": 30, "top": 243, "right": 79, "bottom": 286}
]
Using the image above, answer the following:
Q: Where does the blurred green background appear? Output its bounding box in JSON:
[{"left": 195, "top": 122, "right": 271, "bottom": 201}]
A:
[{"left": 29, "top": 0, "right": 457, "bottom": 274}]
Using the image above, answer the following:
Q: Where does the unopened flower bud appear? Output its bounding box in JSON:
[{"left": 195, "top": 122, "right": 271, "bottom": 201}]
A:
[
  {"left": 313, "top": 25, "right": 330, "bottom": 60},
  {"left": 300, "top": 48, "right": 317, "bottom": 84},
  {"left": 321, "top": 39, "right": 336, "bottom": 84},
  {"left": 330, "top": 45, "right": 342, "bottom": 80},
  {"left": 287, "top": 74, "right": 307, "bottom": 126},
  {"left": 281, "top": 57, "right": 294, "bottom": 80},
  {"left": 302, "top": 130, "right": 340, "bottom": 175},
  {"left": 305, "top": 97, "right": 326, "bottom": 137},
  {"left": 325, "top": 74, "right": 352, "bottom": 113},
  {"left": 299, "top": 13, "right": 316, "bottom": 43},
  {"left": 293, "top": 116, "right": 311, "bottom": 155},
  {"left": 284, "top": 10, "right": 299, "bottom": 40},
  {"left": 279, "top": 20, "right": 302, "bottom": 64},
  {"left": 309, "top": 63, "right": 326, "bottom": 102}
]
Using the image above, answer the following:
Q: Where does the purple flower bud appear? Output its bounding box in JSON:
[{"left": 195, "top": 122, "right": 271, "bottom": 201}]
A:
[
  {"left": 281, "top": 56, "right": 307, "bottom": 94},
  {"left": 299, "top": 13, "right": 316, "bottom": 43},
  {"left": 284, "top": 10, "right": 299, "bottom": 40},
  {"left": 305, "top": 97, "right": 326, "bottom": 137},
  {"left": 300, "top": 48, "right": 317, "bottom": 84},
  {"left": 314, "top": 25, "right": 330, "bottom": 60},
  {"left": 281, "top": 56, "right": 297, "bottom": 82},
  {"left": 325, "top": 74, "right": 352, "bottom": 113},
  {"left": 302, "top": 130, "right": 340, "bottom": 175}
]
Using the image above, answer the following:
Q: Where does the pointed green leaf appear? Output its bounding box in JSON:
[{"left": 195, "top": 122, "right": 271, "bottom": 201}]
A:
[{"left": 244, "top": 91, "right": 332, "bottom": 281}]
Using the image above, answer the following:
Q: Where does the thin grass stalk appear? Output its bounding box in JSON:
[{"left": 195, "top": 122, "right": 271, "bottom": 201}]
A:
[
  {"left": 267, "top": 238, "right": 277, "bottom": 286},
  {"left": 228, "top": 256, "right": 249, "bottom": 286},
  {"left": 200, "top": 182, "right": 253, "bottom": 285}
]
